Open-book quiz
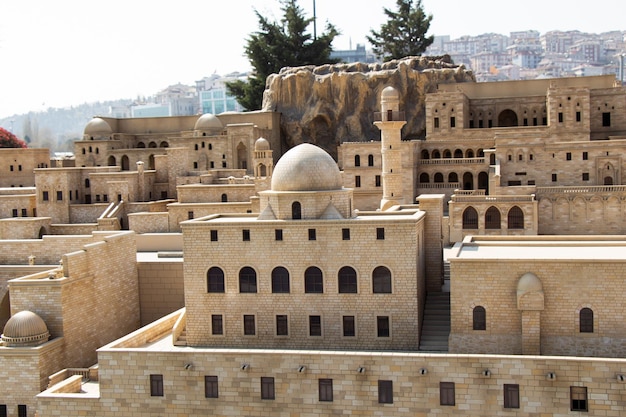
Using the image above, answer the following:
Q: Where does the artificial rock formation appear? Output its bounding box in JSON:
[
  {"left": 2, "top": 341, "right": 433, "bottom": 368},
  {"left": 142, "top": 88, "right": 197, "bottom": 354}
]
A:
[{"left": 262, "top": 55, "right": 475, "bottom": 158}]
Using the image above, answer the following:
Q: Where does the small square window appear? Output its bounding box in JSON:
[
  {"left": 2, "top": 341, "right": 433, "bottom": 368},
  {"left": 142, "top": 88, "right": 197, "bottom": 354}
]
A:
[
  {"left": 319, "top": 378, "right": 333, "bottom": 402},
  {"left": 187, "top": 211, "right": 194, "bottom": 220},
  {"left": 440, "top": 382, "right": 455, "bottom": 406},
  {"left": 570, "top": 386, "right": 588, "bottom": 411},
  {"left": 210, "top": 230, "right": 218, "bottom": 241},
  {"left": 275, "top": 229, "right": 283, "bottom": 241},
  {"left": 211, "top": 315, "right": 223, "bottom": 335},
  {"left": 308, "top": 229, "right": 316, "bottom": 241},
  {"left": 261, "top": 377, "right": 275, "bottom": 400},
  {"left": 378, "top": 380, "right": 393, "bottom": 404},
  {"left": 343, "top": 315, "right": 355, "bottom": 337},
  {"left": 377, "top": 316, "right": 390, "bottom": 337},
  {"left": 150, "top": 374, "right": 164, "bottom": 397},
  {"left": 243, "top": 315, "right": 256, "bottom": 335},
  {"left": 242, "top": 229, "right": 250, "bottom": 241},
  {"left": 582, "top": 173, "right": 589, "bottom": 181},
  {"left": 582, "top": 151, "right": 588, "bottom": 160},
  {"left": 342, "top": 228, "right": 350, "bottom": 240},
  {"left": 376, "top": 227, "right": 385, "bottom": 240},
  {"left": 309, "top": 315, "right": 322, "bottom": 336},
  {"left": 276, "top": 315, "right": 288, "bottom": 336},
  {"left": 504, "top": 384, "right": 520, "bottom": 409},
  {"left": 56, "top": 191, "right": 63, "bottom": 201},
  {"left": 205, "top": 376, "right": 218, "bottom": 398}
]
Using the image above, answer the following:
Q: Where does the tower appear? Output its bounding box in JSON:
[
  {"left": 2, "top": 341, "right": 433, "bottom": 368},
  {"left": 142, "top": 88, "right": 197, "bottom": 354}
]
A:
[{"left": 374, "top": 86, "right": 407, "bottom": 211}]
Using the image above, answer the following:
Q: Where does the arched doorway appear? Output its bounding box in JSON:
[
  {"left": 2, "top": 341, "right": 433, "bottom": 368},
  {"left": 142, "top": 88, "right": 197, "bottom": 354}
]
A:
[
  {"left": 121, "top": 155, "right": 130, "bottom": 171},
  {"left": 463, "top": 172, "right": 474, "bottom": 190},
  {"left": 108, "top": 155, "right": 116, "bottom": 166},
  {"left": 237, "top": 142, "right": 248, "bottom": 170},
  {"left": 149, "top": 155, "right": 155, "bottom": 170},
  {"left": 498, "top": 109, "right": 518, "bottom": 127},
  {"left": 292, "top": 201, "right": 302, "bottom": 219},
  {"left": 605, "top": 176, "right": 614, "bottom": 185},
  {"left": 478, "top": 172, "right": 489, "bottom": 194}
]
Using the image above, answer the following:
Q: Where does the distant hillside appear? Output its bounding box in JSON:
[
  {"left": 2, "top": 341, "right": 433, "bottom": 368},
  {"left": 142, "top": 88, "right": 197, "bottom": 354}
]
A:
[{"left": 0, "top": 99, "right": 133, "bottom": 153}]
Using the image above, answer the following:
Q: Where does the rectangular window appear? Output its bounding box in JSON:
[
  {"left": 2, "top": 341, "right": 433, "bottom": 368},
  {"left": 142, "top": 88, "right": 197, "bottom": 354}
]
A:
[
  {"left": 504, "top": 384, "right": 520, "bottom": 409},
  {"left": 69, "top": 190, "right": 73, "bottom": 201},
  {"left": 375, "top": 175, "right": 381, "bottom": 187},
  {"left": 242, "top": 229, "right": 250, "bottom": 241},
  {"left": 57, "top": 191, "right": 63, "bottom": 201},
  {"left": 434, "top": 117, "right": 439, "bottom": 128},
  {"left": 376, "top": 227, "right": 385, "bottom": 240},
  {"left": 12, "top": 209, "right": 17, "bottom": 217},
  {"left": 103, "top": 194, "right": 108, "bottom": 202},
  {"left": 566, "top": 152, "right": 572, "bottom": 160},
  {"left": 582, "top": 173, "right": 589, "bottom": 181},
  {"left": 150, "top": 374, "right": 164, "bottom": 397},
  {"left": 533, "top": 117, "right": 538, "bottom": 126},
  {"left": 261, "top": 377, "right": 275, "bottom": 400},
  {"left": 582, "top": 151, "right": 588, "bottom": 160},
  {"left": 343, "top": 315, "right": 355, "bottom": 337},
  {"left": 378, "top": 380, "right": 393, "bottom": 404},
  {"left": 450, "top": 116, "right": 456, "bottom": 128},
  {"left": 377, "top": 316, "right": 390, "bottom": 337},
  {"left": 205, "top": 376, "right": 218, "bottom": 398},
  {"left": 276, "top": 315, "right": 288, "bottom": 336},
  {"left": 440, "top": 382, "right": 455, "bottom": 406},
  {"left": 309, "top": 315, "right": 322, "bottom": 336},
  {"left": 17, "top": 405, "right": 26, "bottom": 417},
  {"left": 570, "top": 386, "right": 588, "bottom": 411},
  {"left": 187, "top": 211, "right": 194, "bottom": 220},
  {"left": 488, "top": 119, "right": 493, "bottom": 128},
  {"left": 275, "top": 229, "right": 283, "bottom": 241},
  {"left": 0, "top": 405, "right": 6, "bottom": 417},
  {"left": 211, "top": 315, "right": 223, "bottom": 335},
  {"left": 528, "top": 180, "right": 536, "bottom": 185},
  {"left": 479, "top": 119, "right": 484, "bottom": 128},
  {"left": 308, "top": 228, "right": 316, "bottom": 241},
  {"left": 469, "top": 120, "right": 475, "bottom": 128},
  {"left": 9, "top": 165, "right": 13, "bottom": 172},
  {"left": 576, "top": 111, "right": 581, "bottom": 122},
  {"left": 355, "top": 175, "right": 361, "bottom": 188},
  {"left": 552, "top": 173, "right": 557, "bottom": 182},
  {"left": 42, "top": 191, "right": 49, "bottom": 201},
  {"left": 210, "top": 230, "right": 218, "bottom": 241},
  {"left": 523, "top": 118, "right": 528, "bottom": 126},
  {"left": 602, "top": 112, "right": 611, "bottom": 127},
  {"left": 243, "top": 315, "right": 256, "bottom": 335},
  {"left": 342, "top": 228, "right": 350, "bottom": 240},
  {"left": 319, "top": 378, "right": 333, "bottom": 402},
  {"left": 558, "top": 112, "right": 563, "bottom": 123}
]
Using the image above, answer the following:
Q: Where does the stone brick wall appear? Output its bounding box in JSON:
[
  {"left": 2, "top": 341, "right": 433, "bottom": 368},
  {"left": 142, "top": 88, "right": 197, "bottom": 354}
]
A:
[{"left": 137, "top": 260, "right": 184, "bottom": 326}]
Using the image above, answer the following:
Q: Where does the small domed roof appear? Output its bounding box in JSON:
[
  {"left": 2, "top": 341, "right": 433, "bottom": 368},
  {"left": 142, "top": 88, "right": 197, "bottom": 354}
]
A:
[
  {"left": 194, "top": 113, "right": 223, "bottom": 132},
  {"left": 381, "top": 86, "right": 399, "bottom": 100},
  {"left": 255, "top": 137, "right": 270, "bottom": 151},
  {"left": 84, "top": 117, "right": 112, "bottom": 136},
  {"left": 271, "top": 143, "right": 342, "bottom": 192},
  {"left": 517, "top": 272, "right": 543, "bottom": 293},
  {"left": 1, "top": 310, "right": 50, "bottom": 347}
]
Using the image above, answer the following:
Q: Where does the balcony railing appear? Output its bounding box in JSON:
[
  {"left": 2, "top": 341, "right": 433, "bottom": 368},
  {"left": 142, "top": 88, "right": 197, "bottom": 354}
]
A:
[
  {"left": 537, "top": 185, "right": 626, "bottom": 194},
  {"left": 418, "top": 157, "right": 486, "bottom": 165},
  {"left": 373, "top": 111, "right": 406, "bottom": 122},
  {"left": 451, "top": 194, "right": 536, "bottom": 203}
]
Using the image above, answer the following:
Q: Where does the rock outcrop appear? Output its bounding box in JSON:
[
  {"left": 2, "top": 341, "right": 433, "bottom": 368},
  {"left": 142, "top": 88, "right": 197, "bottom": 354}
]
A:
[{"left": 262, "top": 55, "right": 475, "bottom": 159}]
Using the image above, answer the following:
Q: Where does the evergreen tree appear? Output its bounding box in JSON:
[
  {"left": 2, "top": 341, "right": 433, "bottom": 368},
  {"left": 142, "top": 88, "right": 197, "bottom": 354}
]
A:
[
  {"left": 367, "top": 0, "right": 434, "bottom": 61},
  {"left": 226, "top": 0, "right": 339, "bottom": 111},
  {"left": 0, "top": 127, "right": 27, "bottom": 148}
]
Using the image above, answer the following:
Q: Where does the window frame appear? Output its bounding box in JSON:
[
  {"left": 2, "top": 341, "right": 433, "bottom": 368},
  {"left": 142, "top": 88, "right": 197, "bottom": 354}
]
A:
[
  {"left": 211, "top": 314, "right": 223, "bottom": 335},
  {"left": 275, "top": 229, "right": 283, "bottom": 241},
  {"left": 473, "top": 306, "right": 486, "bottom": 330},
  {"left": 440, "top": 382, "right": 455, "bottom": 406},
  {"left": 372, "top": 266, "right": 392, "bottom": 294},
  {"left": 150, "top": 374, "right": 164, "bottom": 397},
  {"left": 207, "top": 267, "right": 225, "bottom": 293},
  {"left": 275, "top": 314, "right": 288, "bottom": 336},
  {"left": 342, "top": 315, "right": 356, "bottom": 337},
  {"left": 308, "top": 228, "right": 316, "bottom": 241},
  {"left": 503, "top": 384, "right": 520, "bottom": 409},
  {"left": 305, "top": 267, "right": 324, "bottom": 294},
  {"left": 377, "top": 315, "right": 390, "bottom": 337},
  {"left": 378, "top": 380, "right": 393, "bottom": 404},
  {"left": 271, "top": 266, "right": 290, "bottom": 293},
  {"left": 309, "top": 315, "right": 322, "bottom": 336},
  {"left": 205, "top": 376, "right": 219, "bottom": 398},
  {"left": 261, "top": 377, "right": 275, "bottom": 400},
  {"left": 319, "top": 378, "right": 333, "bottom": 402},
  {"left": 17, "top": 405, "right": 27, "bottom": 417},
  {"left": 338, "top": 266, "right": 357, "bottom": 293},
  {"left": 570, "top": 386, "right": 588, "bottom": 412},
  {"left": 580, "top": 307, "right": 594, "bottom": 333},
  {"left": 239, "top": 267, "right": 257, "bottom": 293},
  {"left": 376, "top": 227, "right": 385, "bottom": 240},
  {"left": 243, "top": 314, "right": 256, "bottom": 336}
]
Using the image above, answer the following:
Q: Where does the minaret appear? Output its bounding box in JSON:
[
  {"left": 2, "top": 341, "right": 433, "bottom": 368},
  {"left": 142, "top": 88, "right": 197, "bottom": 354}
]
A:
[{"left": 374, "top": 86, "right": 406, "bottom": 211}]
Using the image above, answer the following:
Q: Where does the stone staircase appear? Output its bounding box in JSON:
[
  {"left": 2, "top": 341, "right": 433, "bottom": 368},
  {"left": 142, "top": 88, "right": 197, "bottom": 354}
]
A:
[
  {"left": 418, "top": 292, "right": 451, "bottom": 352},
  {"left": 174, "top": 328, "right": 187, "bottom": 347}
]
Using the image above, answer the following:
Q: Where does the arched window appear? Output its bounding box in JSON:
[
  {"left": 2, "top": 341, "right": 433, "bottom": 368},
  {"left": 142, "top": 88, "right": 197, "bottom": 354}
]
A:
[
  {"left": 207, "top": 267, "right": 225, "bottom": 293},
  {"left": 221, "top": 193, "right": 228, "bottom": 202},
  {"left": 434, "top": 173, "right": 444, "bottom": 183},
  {"left": 419, "top": 173, "right": 430, "bottom": 183},
  {"left": 159, "top": 141, "right": 169, "bottom": 148},
  {"left": 85, "top": 178, "right": 90, "bottom": 188},
  {"left": 149, "top": 141, "right": 157, "bottom": 148},
  {"left": 137, "top": 141, "right": 146, "bottom": 148},
  {"left": 338, "top": 266, "right": 357, "bottom": 293},
  {"left": 580, "top": 308, "right": 593, "bottom": 333},
  {"left": 466, "top": 149, "right": 474, "bottom": 158},
  {"left": 454, "top": 149, "right": 463, "bottom": 158},
  {"left": 108, "top": 155, "right": 116, "bottom": 166},
  {"left": 485, "top": 206, "right": 501, "bottom": 229},
  {"left": 292, "top": 201, "right": 302, "bottom": 220},
  {"left": 239, "top": 267, "right": 257, "bottom": 293},
  {"left": 432, "top": 150, "right": 441, "bottom": 159},
  {"left": 507, "top": 206, "right": 524, "bottom": 229},
  {"left": 421, "top": 150, "right": 430, "bottom": 159},
  {"left": 443, "top": 149, "right": 452, "bottom": 158},
  {"left": 304, "top": 266, "right": 323, "bottom": 293},
  {"left": 448, "top": 172, "right": 458, "bottom": 183},
  {"left": 372, "top": 266, "right": 392, "bottom": 293},
  {"left": 462, "top": 207, "right": 478, "bottom": 229},
  {"left": 473, "top": 306, "right": 486, "bottom": 330},
  {"left": 368, "top": 154, "right": 374, "bottom": 166},
  {"left": 271, "top": 267, "right": 290, "bottom": 293},
  {"left": 354, "top": 155, "right": 360, "bottom": 167}
]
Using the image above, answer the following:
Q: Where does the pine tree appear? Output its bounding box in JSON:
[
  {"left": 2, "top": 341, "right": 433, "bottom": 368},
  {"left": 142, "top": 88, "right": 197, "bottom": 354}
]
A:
[
  {"left": 226, "top": 0, "right": 339, "bottom": 111},
  {"left": 367, "top": 0, "right": 434, "bottom": 62}
]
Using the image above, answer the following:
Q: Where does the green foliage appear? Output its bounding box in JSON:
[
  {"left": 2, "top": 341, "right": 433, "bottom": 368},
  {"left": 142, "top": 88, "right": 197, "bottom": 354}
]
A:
[
  {"left": 226, "top": 0, "right": 339, "bottom": 111},
  {"left": 367, "top": 0, "right": 434, "bottom": 62},
  {"left": 0, "top": 127, "right": 27, "bottom": 148}
]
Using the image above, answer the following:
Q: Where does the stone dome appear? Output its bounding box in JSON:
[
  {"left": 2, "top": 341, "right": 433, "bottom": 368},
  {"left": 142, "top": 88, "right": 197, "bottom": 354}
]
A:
[
  {"left": 271, "top": 143, "right": 342, "bottom": 192},
  {"left": 1, "top": 310, "right": 50, "bottom": 347},
  {"left": 517, "top": 272, "right": 543, "bottom": 293},
  {"left": 84, "top": 117, "right": 112, "bottom": 136},
  {"left": 255, "top": 137, "right": 270, "bottom": 151},
  {"left": 194, "top": 113, "right": 223, "bottom": 132},
  {"left": 381, "top": 85, "right": 399, "bottom": 100}
]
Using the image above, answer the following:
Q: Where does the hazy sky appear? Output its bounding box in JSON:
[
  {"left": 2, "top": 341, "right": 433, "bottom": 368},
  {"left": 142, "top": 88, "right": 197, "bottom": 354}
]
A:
[{"left": 0, "top": 0, "right": 624, "bottom": 118}]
